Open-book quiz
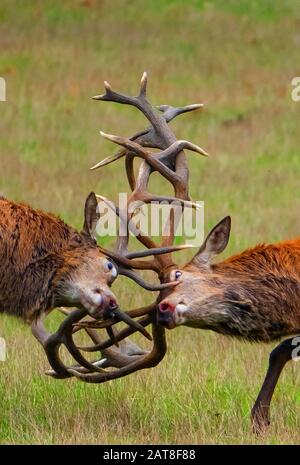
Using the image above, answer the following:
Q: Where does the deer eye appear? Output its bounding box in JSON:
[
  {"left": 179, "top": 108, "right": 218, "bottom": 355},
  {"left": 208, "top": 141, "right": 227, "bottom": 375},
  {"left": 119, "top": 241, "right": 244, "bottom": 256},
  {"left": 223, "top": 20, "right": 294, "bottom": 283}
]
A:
[
  {"left": 105, "top": 260, "right": 117, "bottom": 278},
  {"left": 175, "top": 270, "right": 182, "bottom": 280}
]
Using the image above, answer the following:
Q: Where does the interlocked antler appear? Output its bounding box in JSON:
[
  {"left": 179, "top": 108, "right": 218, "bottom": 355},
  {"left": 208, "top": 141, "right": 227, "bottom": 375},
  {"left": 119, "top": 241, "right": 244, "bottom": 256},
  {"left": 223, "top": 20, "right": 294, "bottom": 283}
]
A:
[
  {"left": 32, "top": 225, "right": 189, "bottom": 378},
  {"left": 58, "top": 72, "right": 207, "bottom": 382},
  {"left": 93, "top": 72, "right": 207, "bottom": 266}
]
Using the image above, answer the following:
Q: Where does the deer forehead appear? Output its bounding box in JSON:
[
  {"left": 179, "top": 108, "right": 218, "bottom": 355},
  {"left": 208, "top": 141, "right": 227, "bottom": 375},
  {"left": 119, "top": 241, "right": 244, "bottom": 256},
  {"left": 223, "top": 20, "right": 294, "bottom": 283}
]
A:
[
  {"left": 85, "top": 248, "right": 112, "bottom": 266},
  {"left": 70, "top": 252, "right": 111, "bottom": 278},
  {"left": 169, "top": 271, "right": 224, "bottom": 302}
]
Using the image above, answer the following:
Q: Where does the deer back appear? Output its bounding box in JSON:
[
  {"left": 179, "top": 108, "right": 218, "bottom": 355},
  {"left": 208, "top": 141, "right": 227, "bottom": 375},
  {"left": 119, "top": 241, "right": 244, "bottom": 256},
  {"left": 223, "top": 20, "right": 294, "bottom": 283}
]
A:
[{"left": 0, "top": 197, "right": 85, "bottom": 320}]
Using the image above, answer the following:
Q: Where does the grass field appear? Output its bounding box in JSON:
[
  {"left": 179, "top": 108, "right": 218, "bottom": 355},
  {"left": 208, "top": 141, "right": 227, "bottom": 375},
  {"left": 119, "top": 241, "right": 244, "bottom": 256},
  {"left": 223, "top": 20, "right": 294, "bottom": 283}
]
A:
[{"left": 1, "top": 0, "right": 300, "bottom": 445}]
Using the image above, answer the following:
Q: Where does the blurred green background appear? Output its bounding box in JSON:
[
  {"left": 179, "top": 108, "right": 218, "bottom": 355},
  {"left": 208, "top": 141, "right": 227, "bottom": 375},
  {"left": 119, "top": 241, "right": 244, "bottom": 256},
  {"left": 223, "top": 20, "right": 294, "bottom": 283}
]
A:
[{"left": 0, "top": 0, "right": 300, "bottom": 444}]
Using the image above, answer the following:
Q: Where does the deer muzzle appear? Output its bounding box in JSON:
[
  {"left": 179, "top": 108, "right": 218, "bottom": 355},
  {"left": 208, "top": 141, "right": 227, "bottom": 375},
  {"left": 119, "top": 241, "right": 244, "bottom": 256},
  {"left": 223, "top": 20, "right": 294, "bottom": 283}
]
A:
[
  {"left": 158, "top": 301, "right": 188, "bottom": 329},
  {"left": 88, "top": 290, "right": 118, "bottom": 319}
]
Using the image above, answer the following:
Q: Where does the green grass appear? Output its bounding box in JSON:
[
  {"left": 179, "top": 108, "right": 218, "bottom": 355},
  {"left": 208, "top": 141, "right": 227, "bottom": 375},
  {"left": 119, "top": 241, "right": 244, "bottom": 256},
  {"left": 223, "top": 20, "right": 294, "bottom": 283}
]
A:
[{"left": 1, "top": 0, "right": 300, "bottom": 444}]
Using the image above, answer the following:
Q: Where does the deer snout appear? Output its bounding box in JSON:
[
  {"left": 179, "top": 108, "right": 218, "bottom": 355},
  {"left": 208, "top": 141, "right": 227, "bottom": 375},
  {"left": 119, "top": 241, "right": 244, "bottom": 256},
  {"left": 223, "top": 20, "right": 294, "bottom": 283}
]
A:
[
  {"left": 158, "top": 300, "right": 177, "bottom": 329},
  {"left": 88, "top": 288, "right": 119, "bottom": 319},
  {"left": 102, "top": 295, "right": 119, "bottom": 318},
  {"left": 159, "top": 301, "right": 176, "bottom": 313},
  {"left": 158, "top": 300, "right": 188, "bottom": 329}
]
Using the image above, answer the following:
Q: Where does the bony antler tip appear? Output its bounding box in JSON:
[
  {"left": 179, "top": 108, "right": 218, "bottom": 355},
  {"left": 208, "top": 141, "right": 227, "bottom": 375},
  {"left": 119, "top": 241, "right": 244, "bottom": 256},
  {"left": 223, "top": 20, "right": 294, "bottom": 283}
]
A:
[
  {"left": 196, "top": 145, "right": 209, "bottom": 157},
  {"left": 141, "top": 71, "right": 148, "bottom": 82},
  {"left": 100, "top": 130, "right": 112, "bottom": 141},
  {"left": 140, "top": 71, "right": 148, "bottom": 96},
  {"left": 104, "top": 80, "right": 112, "bottom": 91}
]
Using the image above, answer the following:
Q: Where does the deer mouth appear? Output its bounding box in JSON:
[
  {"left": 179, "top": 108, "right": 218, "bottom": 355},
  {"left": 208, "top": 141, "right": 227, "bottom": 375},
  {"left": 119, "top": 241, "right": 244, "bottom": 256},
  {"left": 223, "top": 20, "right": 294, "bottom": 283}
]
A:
[
  {"left": 90, "top": 305, "right": 106, "bottom": 319},
  {"left": 92, "top": 299, "right": 119, "bottom": 320},
  {"left": 82, "top": 292, "right": 119, "bottom": 320},
  {"left": 157, "top": 308, "right": 176, "bottom": 329},
  {"left": 165, "top": 320, "right": 177, "bottom": 330},
  {"left": 159, "top": 316, "right": 176, "bottom": 329}
]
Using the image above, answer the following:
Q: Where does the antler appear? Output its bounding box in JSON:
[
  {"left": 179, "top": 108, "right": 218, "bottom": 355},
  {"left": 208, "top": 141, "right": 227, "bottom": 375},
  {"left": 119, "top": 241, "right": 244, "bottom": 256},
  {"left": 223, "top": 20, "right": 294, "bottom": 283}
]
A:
[
  {"left": 58, "top": 73, "right": 206, "bottom": 382},
  {"left": 38, "top": 73, "right": 206, "bottom": 382},
  {"left": 93, "top": 72, "right": 206, "bottom": 266},
  {"left": 43, "top": 305, "right": 160, "bottom": 382},
  {"left": 31, "top": 305, "right": 155, "bottom": 378}
]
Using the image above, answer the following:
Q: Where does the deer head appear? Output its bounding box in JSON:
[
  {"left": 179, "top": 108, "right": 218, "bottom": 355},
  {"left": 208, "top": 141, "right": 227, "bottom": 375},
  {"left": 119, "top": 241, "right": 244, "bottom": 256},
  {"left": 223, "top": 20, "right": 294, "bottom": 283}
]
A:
[
  {"left": 51, "top": 191, "right": 119, "bottom": 320},
  {"left": 158, "top": 216, "right": 232, "bottom": 329}
]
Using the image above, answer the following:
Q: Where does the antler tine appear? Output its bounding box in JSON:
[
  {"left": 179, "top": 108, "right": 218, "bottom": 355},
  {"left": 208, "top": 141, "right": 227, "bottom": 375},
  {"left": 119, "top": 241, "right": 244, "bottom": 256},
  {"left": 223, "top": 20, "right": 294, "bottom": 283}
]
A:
[
  {"left": 107, "top": 306, "right": 152, "bottom": 340},
  {"left": 93, "top": 72, "right": 176, "bottom": 148},
  {"left": 139, "top": 71, "right": 148, "bottom": 98},
  {"left": 100, "top": 132, "right": 208, "bottom": 178},
  {"left": 118, "top": 267, "right": 179, "bottom": 292},
  {"left": 157, "top": 103, "right": 203, "bottom": 122},
  {"left": 125, "top": 243, "right": 195, "bottom": 259},
  {"left": 90, "top": 149, "right": 126, "bottom": 171}
]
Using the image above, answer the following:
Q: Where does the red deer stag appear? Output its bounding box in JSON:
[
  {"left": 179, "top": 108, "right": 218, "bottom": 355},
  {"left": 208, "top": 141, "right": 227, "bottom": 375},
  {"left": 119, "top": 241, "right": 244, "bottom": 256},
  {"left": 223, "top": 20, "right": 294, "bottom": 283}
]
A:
[
  {"left": 156, "top": 215, "right": 300, "bottom": 433},
  {"left": 0, "top": 193, "right": 122, "bottom": 318},
  {"left": 0, "top": 190, "right": 185, "bottom": 377},
  {"left": 0, "top": 72, "right": 201, "bottom": 380}
]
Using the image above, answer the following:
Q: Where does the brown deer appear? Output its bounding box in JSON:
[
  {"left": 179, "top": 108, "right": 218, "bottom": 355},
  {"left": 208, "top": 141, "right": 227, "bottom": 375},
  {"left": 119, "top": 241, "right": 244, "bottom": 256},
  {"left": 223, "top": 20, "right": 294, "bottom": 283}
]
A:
[
  {"left": 0, "top": 193, "right": 119, "bottom": 322},
  {"left": 0, "top": 189, "right": 183, "bottom": 376},
  {"left": 157, "top": 215, "right": 300, "bottom": 433}
]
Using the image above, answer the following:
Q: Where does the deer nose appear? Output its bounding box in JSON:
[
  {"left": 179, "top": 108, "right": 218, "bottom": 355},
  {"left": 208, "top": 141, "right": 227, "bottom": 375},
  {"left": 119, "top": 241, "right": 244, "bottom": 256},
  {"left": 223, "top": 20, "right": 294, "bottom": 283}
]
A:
[
  {"left": 102, "top": 293, "right": 119, "bottom": 318},
  {"left": 159, "top": 301, "right": 176, "bottom": 313},
  {"left": 108, "top": 298, "right": 118, "bottom": 310}
]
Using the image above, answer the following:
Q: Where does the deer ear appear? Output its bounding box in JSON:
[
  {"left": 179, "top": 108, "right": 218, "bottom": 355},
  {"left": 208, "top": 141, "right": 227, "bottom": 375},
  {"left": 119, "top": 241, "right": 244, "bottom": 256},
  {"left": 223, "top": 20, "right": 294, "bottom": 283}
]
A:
[
  {"left": 82, "top": 192, "right": 100, "bottom": 240},
  {"left": 191, "top": 216, "right": 231, "bottom": 267}
]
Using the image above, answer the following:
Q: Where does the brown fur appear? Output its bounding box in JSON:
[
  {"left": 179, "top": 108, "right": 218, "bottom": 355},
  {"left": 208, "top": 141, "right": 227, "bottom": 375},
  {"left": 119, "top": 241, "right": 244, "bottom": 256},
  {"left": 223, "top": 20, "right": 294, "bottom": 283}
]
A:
[
  {"left": 0, "top": 196, "right": 117, "bottom": 322},
  {"left": 159, "top": 218, "right": 300, "bottom": 342},
  {"left": 158, "top": 217, "right": 300, "bottom": 432}
]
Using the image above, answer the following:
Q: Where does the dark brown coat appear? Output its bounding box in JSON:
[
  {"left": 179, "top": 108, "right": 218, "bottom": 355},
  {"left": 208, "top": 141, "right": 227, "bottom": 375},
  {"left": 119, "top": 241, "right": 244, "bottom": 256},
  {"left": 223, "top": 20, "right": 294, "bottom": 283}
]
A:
[
  {"left": 0, "top": 194, "right": 118, "bottom": 322},
  {"left": 158, "top": 217, "right": 300, "bottom": 342}
]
